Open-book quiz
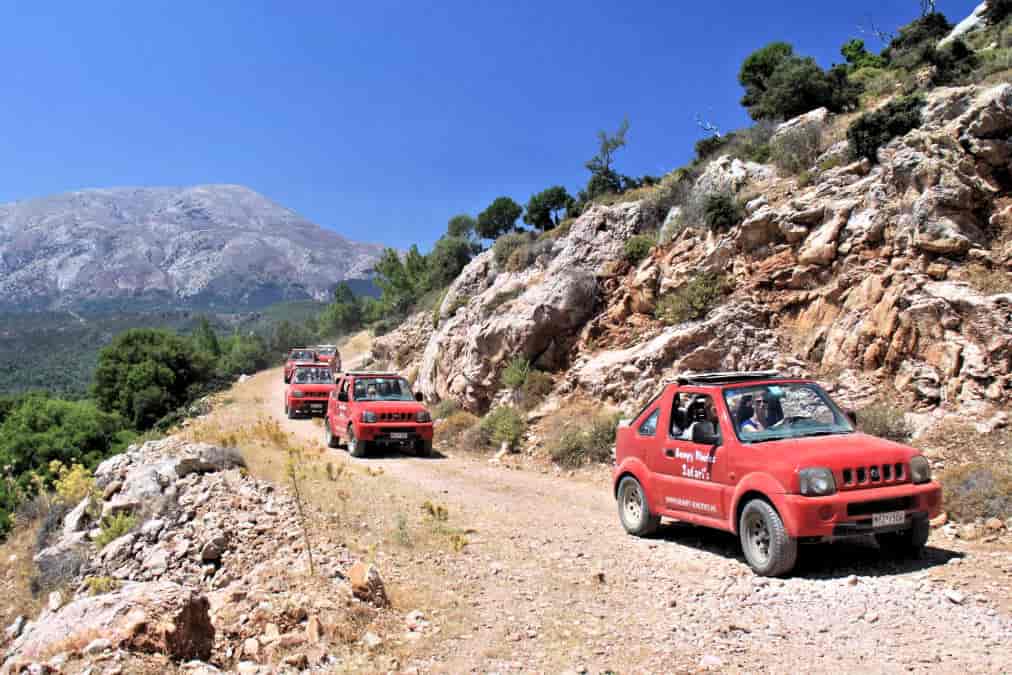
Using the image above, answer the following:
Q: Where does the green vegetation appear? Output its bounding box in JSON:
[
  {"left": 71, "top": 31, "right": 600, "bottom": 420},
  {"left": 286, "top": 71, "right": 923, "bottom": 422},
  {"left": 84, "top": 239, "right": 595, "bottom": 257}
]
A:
[
  {"left": 942, "top": 463, "right": 1012, "bottom": 522},
  {"left": 478, "top": 406, "right": 526, "bottom": 450},
  {"left": 524, "top": 186, "right": 575, "bottom": 231},
  {"left": 94, "top": 512, "right": 138, "bottom": 549},
  {"left": 493, "top": 232, "right": 531, "bottom": 268},
  {"left": 841, "top": 39, "right": 886, "bottom": 71},
  {"left": 623, "top": 235, "right": 655, "bottom": 265},
  {"left": 857, "top": 402, "right": 912, "bottom": 442},
  {"left": 549, "top": 413, "right": 621, "bottom": 467},
  {"left": 847, "top": 95, "right": 924, "bottom": 161},
  {"left": 738, "top": 42, "right": 859, "bottom": 120},
  {"left": 477, "top": 197, "right": 524, "bottom": 240},
  {"left": 770, "top": 122, "right": 822, "bottom": 174},
  {"left": 520, "top": 370, "right": 554, "bottom": 409},
  {"left": 703, "top": 192, "right": 744, "bottom": 231},
  {"left": 500, "top": 356, "right": 531, "bottom": 391},
  {"left": 656, "top": 272, "right": 728, "bottom": 325}
]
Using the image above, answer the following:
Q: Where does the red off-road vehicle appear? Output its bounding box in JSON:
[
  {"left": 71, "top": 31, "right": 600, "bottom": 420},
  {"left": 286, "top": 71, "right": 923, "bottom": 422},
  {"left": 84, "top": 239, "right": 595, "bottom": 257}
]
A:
[
  {"left": 613, "top": 371, "right": 942, "bottom": 576},
  {"left": 284, "top": 348, "right": 317, "bottom": 383},
  {"left": 314, "top": 344, "right": 342, "bottom": 372},
  {"left": 323, "top": 371, "right": 434, "bottom": 458},
  {"left": 284, "top": 363, "right": 335, "bottom": 418}
]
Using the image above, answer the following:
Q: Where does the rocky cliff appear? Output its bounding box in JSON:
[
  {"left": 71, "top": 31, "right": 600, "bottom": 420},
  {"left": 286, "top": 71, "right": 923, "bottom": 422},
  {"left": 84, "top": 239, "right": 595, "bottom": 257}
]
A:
[
  {"left": 374, "top": 83, "right": 1012, "bottom": 428},
  {"left": 0, "top": 185, "right": 383, "bottom": 311}
]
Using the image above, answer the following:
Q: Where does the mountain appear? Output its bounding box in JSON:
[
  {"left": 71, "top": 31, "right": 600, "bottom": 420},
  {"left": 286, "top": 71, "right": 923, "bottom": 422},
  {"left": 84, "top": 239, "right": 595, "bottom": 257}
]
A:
[{"left": 0, "top": 184, "right": 384, "bottom": 311}]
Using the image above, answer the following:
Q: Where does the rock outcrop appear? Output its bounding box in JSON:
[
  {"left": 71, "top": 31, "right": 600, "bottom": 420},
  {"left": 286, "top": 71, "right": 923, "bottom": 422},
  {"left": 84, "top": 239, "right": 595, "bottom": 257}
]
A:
[{"left": 378, "top": 83, "right": 1011, "bottom": 423}]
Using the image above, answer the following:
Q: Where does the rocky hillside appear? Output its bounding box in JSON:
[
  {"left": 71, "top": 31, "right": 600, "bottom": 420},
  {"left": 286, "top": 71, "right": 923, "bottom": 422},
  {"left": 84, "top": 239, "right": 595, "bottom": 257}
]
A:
[
  {"left": 374, "top": 82, "right": 1012, "bottom": 430},
  {"left": 3, "top": 437, "right": 394, "bottom": 672},
  {"left": 0, "top": 185, "right": 383, "bottom": 311}
]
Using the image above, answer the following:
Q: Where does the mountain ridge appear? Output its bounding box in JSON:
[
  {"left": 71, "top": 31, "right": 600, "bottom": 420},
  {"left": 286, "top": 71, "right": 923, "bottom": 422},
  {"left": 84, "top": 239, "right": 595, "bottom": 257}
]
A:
[{"left": 0, "top": 184, "right": 384, "bottom": 311}]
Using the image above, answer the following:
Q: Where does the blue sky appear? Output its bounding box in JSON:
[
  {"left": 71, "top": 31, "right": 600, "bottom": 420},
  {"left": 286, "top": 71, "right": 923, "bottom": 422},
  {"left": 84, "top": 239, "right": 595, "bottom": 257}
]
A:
[{"left": 0, "top": 1, "right": 979, "bottom": 250}]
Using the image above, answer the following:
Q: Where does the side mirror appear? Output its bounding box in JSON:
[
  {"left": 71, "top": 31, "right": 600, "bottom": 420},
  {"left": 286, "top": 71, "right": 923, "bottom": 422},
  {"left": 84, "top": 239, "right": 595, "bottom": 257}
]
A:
[
  {"left": 414, "top": 392, "right": 424, "bottom": 402},
  {"left": 692, "top": 421, "right": 720, "bottom": 446},
  {"left": 338, "top": 391, "right": 348, "bottom": 403},
  {"left": 845, "top": 409, "right": 858, "bottom": 426}
]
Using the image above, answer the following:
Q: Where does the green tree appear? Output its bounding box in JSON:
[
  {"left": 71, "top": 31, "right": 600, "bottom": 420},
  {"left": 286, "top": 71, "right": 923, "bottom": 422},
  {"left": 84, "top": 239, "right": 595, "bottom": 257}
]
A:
[
  {"left": 476, "top": 197, "right": 523, "bottom": 240},
  {"left": 317, "top": 282, "right": 363, "bottom": 337},
  {"left": 738, "top": 42, "right": 795, "bottom": 111},
  {"left": 524, "top": 186, "right": 574, "bottom": 231},
  {"left": 446, "top": 214, "right": 477, "bottom": 239},
  {"left": 426, "top": 236, "right": 474, "bottom": 289},
  {"left": 192, "top": 316, "right": 221, "bottom": 358},
  {"left": 93, "top": 329, "right": 209, "bottom": 429},
  {"left": 841, "top": 39, "right": 886, "bottom": 70},
  {"left": 220, "top": 331, "right": 270, "bottom": 376},
  {"left": 585, "top": 118, "right": 629, "bottom": 176}
]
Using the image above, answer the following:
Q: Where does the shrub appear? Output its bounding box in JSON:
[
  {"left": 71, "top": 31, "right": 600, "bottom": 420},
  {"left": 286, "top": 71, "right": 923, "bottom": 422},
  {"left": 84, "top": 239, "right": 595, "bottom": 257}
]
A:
[
  {"left": 51, "top": 462, "right": 97, "bottom": 506},
  {"left": 850, "top": 67, "right": 903, "bottom": 99},
  {"left": 639, "top": 168, "right": 695, "bottom": 228},
  {"left": 85, "top": 576, "right": 121, "bottom": 596},
  {"left": 984, "top": 0, "right": 1012, "bottom": 23},
  {"left": 500, "top": 357, "right": 531, "bottom": 391},
  {"left": 431, "top": 399, "right": 461, "bottom": 420},
  {"left": 796, "top": 170, "right": 814, "bottom": 188},
  {"left": 656, "top": 272, "right": 728, "bottom": 325},
  {"left": 770, "top": 122, "right": 822, "bottom": 174},
  {"left": 493, "top": 232, "right": 530, "bottom": 268},
  {"left": 883, "top": 13, "right": 953, "bottom": 69},
  {"left": 436, "top": 411, "right": 480, "bottom": 447},
  {"left": 942, "top": 464, "right": 1012, "bottom": 522},
  {"left": 548, "top": 413, "right": 621, "bottom": 468},
  {"left": 856, "top": 402, "right": 911, "bottom": 443},
  {"left": 94, "top": 512, "right": 138, "bottom": 549},
  {"left": 695, "top": 134, "right": 731, "bottom": 160},
  {"left": 623, "top": 235, "right": 655, "bottom": 266},
  {"left": 478, "top": 406, "right": 526, "bottom": 450},
  {"left": 847, "top": 95, "right": 924, "bottom": 162},
  {"left": 739, "top": 42, "right": 860, "bottom": 120},
  {"left": 505, "top": 244, "right": 535, "bottom": 272},
  {"left": 520, "top": 370, "right": 554, "bottom": 410},
  {"left": 702, "top": 192, "right": 743, "bottom": 231}
]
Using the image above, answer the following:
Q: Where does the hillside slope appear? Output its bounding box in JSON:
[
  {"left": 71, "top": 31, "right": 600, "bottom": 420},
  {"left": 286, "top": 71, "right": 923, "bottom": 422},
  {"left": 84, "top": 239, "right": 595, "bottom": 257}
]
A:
[{"left": 0, "top": 184, "right": 383, "bottom": 311}]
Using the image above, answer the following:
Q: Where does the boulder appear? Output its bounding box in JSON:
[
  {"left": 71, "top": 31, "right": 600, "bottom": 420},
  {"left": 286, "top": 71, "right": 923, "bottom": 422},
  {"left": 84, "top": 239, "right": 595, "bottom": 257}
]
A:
[
  {"left": 61, "top": 497, "right": 94, "bottom": 539},
  {"left": 348, "top": 562, "right": 388, "bottom": 606},
  {"left": 3, "top": 581, "right": 213, "bottom": 664}
]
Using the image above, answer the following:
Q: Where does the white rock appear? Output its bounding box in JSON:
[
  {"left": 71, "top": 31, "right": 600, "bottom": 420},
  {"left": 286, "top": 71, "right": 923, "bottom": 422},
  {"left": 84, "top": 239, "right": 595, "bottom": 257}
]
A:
[{"left": 83, "top": 637, "right": 112, "bottom": 655}]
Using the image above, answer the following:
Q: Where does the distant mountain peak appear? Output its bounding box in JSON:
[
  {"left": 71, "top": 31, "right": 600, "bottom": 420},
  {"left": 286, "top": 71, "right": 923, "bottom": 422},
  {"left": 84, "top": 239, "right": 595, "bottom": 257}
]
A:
[{"left": 0, "top": 184, "right": 383, "bottom": 311}]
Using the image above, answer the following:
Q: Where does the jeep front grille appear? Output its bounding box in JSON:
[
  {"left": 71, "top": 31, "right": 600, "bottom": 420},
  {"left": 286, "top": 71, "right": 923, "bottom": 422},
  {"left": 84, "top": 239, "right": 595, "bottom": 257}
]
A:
[
  {"left": 840, "top": 463, "right": 906, "bottom": 488},
  {"left": 378, "top": 412, "right": 412, "bottom": 421},
  {"left": 847, "top": 496, "right": 914, "bottom": 517}
]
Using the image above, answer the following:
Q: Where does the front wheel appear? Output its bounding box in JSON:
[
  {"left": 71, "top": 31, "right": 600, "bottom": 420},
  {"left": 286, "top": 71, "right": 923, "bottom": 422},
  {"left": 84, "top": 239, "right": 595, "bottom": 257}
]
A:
[
  {"left": 324, "top": 419, "right": 339, "bottom": 449},
  {"left": 876, "top": 517, "right": 929, "bottom": 557},
  {"left": 348, "top": 426, "right": 368, "bottom": 458},
  {"left": 286, "top": 402, "right": 295, "bottom": 420},
  {"left": 415, "top": 439, "right": 433, "bottom": 458},
  {"left": 739, "top": 499, "right": 798, "bottom": 577},
  {"left": 616, "top": 476, "right": 660, "bottom": 537}
]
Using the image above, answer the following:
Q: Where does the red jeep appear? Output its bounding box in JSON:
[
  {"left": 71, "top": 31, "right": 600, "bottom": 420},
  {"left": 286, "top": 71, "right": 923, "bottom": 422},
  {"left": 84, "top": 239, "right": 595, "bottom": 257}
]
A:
[
  {"left": 613, "top": 372, "right": 942, "bottom": 576},
  {"left": 323, "top": 372, "right": 434, "bottom": 458},
  {"left": 284, "top": 348, "right": 318, "bottom": 383},
  {"left": 315, "top": 344, "right": 342, "bottom": 372},
  {"left": 284, "top": 363, "right": 335, "bottom": 418}
]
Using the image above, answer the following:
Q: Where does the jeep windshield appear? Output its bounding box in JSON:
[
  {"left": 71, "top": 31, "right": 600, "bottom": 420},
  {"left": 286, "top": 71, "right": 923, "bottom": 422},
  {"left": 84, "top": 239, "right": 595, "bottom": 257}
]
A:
[
  {"left": 353, "top": 377, "right": 415, "bottom": 402},
  {"left": 290, "top": 350, "right": 315, "bottom": 361},
  {"left": 317, "top": 347, "right": 336, "bottom": 356},
  {"left": 293, "top": 367, "right": 332, "bottom": 384},
  {"left": 723, "top": 382, "right": 853, "bottom": 443}
]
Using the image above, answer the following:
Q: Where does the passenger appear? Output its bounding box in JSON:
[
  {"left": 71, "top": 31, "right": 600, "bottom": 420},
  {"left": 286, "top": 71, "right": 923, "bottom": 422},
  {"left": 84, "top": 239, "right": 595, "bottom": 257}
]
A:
[
  {"left": 366, "top": 383, "right": 378, "bottom": 399},
  {"left": 740, "top": 391, "right": 770, "bottom": 433}
]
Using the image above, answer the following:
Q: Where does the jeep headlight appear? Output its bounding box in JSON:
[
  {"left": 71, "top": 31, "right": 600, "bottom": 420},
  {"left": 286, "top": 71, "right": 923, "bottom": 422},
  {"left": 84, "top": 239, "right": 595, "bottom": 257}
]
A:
[
  {"left": 799, "top": 467, "right": 837, "bottom": 496},
  {"left": 415, "top": 410, "right": 432, "bottom": 423},
  {"left": 361, "top": 411, "right": 377, "bottom": 423},
  {"left": 910, "top": 455, "right": 931, "bottom": 484},
  {"left": 292, "top": 390, "right": 305, "bottom": 398}
]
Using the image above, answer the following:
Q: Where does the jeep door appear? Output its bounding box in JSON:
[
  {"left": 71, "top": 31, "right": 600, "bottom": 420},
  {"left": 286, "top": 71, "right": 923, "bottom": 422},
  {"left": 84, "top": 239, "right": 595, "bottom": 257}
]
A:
[
  {"left": 331, "top": 376, "right": 351, "bottom": 437},
  {"left": 652, "top": 388, "right": 729, "bottom": 520}
]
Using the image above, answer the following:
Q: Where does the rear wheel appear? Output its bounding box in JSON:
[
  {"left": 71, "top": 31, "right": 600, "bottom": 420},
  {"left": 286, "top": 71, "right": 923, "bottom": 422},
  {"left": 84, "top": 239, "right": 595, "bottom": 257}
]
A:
[
  {"left": 876, "top": 517, "right": 929, "bottom": 557},
  {"left": 739, "top": 499, "right": 797, "bottom": 577},
  {"left": 348, "top": 426, "right": 368, "bottom": 458},
  {"left": 616, "top": 476, "right": 660, "bottom": 537},
  {"left": 324, "top": 419, "right": 339, "bottom": 449},
  {"left": 286, "top": 403, "right": 296, "bottom": 420},
  {"left": 415, "top": 439, "right": 433, "bottom": 458}
]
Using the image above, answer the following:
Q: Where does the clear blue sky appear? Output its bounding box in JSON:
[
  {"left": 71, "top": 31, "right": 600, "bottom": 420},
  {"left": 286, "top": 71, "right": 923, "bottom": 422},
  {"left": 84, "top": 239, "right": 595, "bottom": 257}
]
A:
[{"left": 0, "top": 1, "right": 979, "bottom": 251}]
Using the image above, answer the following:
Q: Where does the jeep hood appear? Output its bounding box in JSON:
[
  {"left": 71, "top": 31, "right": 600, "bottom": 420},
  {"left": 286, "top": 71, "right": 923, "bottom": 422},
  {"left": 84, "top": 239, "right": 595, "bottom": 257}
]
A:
[{"left": 759, "top": 433, "right": 919, "bottom": 468}]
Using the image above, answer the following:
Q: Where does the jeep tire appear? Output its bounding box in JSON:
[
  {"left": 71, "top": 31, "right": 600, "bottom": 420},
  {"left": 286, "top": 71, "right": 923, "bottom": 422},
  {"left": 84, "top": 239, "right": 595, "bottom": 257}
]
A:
[
  {"left": 415, "top": 439, "right": 433, "bottom": 458},
  {"left": 348, "top": 426, "right": 368, "bottom": 458},
  {"left": 324, "top": 419, "right": 339, "bottom": 449},
  {"left": 876, "top": 516, "right": 929, "bottom": 557},
  {"left": 617, "top": 476, "right": 660, "bottom": 537},
  {"left": 286, "top": 403, "right": 295, "bottom": 420},
  {"left": 739, "top": 499, "right": 798, "bottom": 577}
]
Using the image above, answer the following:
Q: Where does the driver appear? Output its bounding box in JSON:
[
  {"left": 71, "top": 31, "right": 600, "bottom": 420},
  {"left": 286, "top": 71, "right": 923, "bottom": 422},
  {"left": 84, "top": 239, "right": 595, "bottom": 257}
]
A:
[{"left": 740, "top": 392, "right": 770, "bottom": 433}]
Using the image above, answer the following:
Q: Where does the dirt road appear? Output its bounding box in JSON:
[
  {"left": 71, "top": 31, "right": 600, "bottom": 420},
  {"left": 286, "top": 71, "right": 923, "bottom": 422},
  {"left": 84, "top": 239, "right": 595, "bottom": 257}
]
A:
[{"left": 215, "top": 362, "right": 1012, "bottom": 674}]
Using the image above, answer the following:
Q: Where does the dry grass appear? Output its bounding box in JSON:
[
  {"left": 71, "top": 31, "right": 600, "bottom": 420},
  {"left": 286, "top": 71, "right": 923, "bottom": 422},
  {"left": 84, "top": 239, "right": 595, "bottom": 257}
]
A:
[
  {"left": 0, "top": 516, "right": 45, "bottom": 630},
  {"left": 919, "top": 421, "right": 1012, "bottom": 522}
]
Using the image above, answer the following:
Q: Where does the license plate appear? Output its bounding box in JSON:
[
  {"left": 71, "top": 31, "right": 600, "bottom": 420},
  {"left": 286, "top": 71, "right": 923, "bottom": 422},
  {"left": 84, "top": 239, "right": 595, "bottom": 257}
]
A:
[
  {"left": 390, "top": 432, "right": 408, "bottom": 440},
  {"left": 872, "top": 510, "right": 905, "bottom": 528}
]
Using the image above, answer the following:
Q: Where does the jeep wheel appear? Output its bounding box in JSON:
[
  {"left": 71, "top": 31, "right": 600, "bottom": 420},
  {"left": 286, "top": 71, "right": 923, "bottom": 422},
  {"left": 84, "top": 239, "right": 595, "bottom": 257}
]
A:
[
  {"left": 876, "top": 517, "right": 929, "bottom": 557},
  {"left": 415, "top": 439, "right": 433, "bottom": 458},
  {"left": 324, "top": 419, "right": 339, "bottom": 449},
  {"left": 617, "top": 476, "right": 660, "bottom": 537},
  {"left": 348, "top": 426, "right": 368, "bottom": 458},
  {"left": 286, "top": 403, "right": 295, "bottom": 420},
  {"left": 739, "top": 499, "right": 797, "bottom": 577}
]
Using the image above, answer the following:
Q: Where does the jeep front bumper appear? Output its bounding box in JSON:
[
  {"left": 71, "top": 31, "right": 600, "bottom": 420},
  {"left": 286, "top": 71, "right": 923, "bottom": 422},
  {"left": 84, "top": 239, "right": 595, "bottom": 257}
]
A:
[
  {"left": 355, "top": 423, "right": 434, "bottom": 443},
  {"left": 781, "top": 481, "right": 942, "bottom": 539}
]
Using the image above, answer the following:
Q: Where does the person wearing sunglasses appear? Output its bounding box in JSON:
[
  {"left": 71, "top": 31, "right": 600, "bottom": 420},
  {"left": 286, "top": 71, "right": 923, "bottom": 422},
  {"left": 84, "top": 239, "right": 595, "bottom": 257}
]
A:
[{"left": 740, "top": 393, "right": 770, "bottom": 433}]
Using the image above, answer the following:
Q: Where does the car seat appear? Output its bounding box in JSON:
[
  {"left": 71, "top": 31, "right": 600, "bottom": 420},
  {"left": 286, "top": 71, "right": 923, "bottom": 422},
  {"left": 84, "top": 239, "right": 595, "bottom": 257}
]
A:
[
  {"left": 765, "top": 395, "right": 785, "bottom": 426},
  {"left": 734, "top": 395, "right": 754, "bottom": 427}
]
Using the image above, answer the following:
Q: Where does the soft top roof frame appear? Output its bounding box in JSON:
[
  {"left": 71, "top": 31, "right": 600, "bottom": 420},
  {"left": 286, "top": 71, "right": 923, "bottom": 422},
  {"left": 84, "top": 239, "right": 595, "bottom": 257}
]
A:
[{"left": 673, "top": 370, "right": 784, "bottom": 386}]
